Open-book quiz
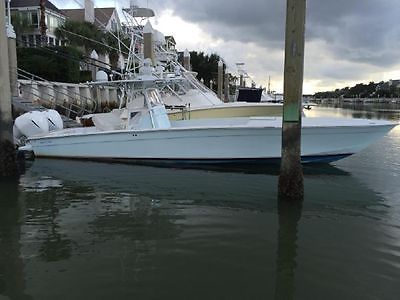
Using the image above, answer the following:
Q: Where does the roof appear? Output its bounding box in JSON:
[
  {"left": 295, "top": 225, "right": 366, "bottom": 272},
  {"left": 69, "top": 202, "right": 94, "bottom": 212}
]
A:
[
  {"left": 94, "top": 8, "right": 116, "bottom": 28},
  {"left": 9, "top": 0, "right": 64, "bottom": 15},
  {"left": 61, "top": 9, "right": 85, "bottom": 22},
  {"left": 165, "top": 36, "right": 176, "bottom": 45},
  {"left": 61, "top": 7, "right": 117, "bottom": 28}
]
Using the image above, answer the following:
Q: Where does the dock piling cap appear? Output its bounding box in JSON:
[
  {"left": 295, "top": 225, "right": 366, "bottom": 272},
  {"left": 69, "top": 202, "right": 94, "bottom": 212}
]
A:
[
  {"left": 90, "top": 50, "right": 99, "bottom": 60},
  {"left": 184, "top": 49, "right": 190, "bottom": 58},
  {"left": 143, "top": 21, "right": 154, "bottom": 34},
  {"left": 6, "top": 24, "right": 16, "bottom": 39}
]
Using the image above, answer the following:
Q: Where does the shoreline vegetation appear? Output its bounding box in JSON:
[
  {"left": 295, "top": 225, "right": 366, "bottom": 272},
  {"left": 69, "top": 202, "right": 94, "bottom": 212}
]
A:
[{"left": 314, "top": 80, "right": 400, "bottom": 99}]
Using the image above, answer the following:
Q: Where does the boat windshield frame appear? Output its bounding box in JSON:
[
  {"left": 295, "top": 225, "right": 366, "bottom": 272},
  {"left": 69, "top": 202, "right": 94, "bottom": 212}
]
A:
[{"left": 144, "top": 88, "right": 164, "bottom": 108}]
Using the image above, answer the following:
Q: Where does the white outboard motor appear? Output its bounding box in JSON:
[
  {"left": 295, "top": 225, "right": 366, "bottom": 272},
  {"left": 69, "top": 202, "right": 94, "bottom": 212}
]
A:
[
  {"left": 44, "top": 109, "right": 63, "bottom": 131},
  {"left": 14, "top": 111, "right": 49, "bottom": 145},
  {"left": 13, "top": 110, "right": 64, "bottom": 145}
]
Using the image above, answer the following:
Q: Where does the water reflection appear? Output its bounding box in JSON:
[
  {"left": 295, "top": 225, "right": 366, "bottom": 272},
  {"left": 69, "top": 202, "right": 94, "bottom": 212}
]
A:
[
  {"left": 20, "top": 159, "right": 350, "bottom": 213},
  {"left": 1, "top": 153, "right": 398, "bottom": 299},
  {"left": 306, "top": 103, "right": 400, "bottom": 121},
  {"left": 89, "top": 195, "right": 184, "bottom": 241},
  {"left": 274, "top": 200, "right": 303, "bottom": 300},
  {"left": 0, "top": 179, "right": 32, "bottom": 300},
  {"left": 23, "top": 184, "right": 74, "bottom": 262}
]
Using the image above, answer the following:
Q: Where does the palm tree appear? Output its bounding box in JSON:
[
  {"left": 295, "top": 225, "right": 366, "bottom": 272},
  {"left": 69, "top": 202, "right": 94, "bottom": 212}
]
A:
[{"left": 40, "top": 0, "right": 47, "bottom": 45}]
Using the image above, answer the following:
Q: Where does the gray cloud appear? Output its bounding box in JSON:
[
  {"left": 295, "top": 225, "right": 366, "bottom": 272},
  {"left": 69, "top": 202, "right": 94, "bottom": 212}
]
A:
[{"left": 156, "top": 0, "right": 400, "bottom": 66}]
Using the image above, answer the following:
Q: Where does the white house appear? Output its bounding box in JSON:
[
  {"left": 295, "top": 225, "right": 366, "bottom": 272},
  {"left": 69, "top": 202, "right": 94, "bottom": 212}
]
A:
[
  {"left": 61, "top": 0, "right": 121, "bottom": 33},
  {"left": 9, "top": 0, "right": 67, "bottom": 47}
]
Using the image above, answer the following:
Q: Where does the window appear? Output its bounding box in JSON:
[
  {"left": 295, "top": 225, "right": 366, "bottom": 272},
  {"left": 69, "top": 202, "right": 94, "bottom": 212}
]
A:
[
  {"left": 30, "top": 11, "right": 38, "bottom": 27},
  {"left": 46, "top": 14, "right": 62, "bottom": 33}
]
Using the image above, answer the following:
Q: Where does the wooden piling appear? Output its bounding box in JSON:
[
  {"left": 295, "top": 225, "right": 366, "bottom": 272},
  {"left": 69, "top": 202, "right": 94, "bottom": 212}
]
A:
[
  {"left": 0, "top": 0, "right": 18, "bottom": 177},
  {"left": 217, "top": 60, "right": 223, "bottom": 100},
  {"left": 7, "top": 24, "right": 18, "bottom": 97},
  {"left": 143, "top": 21, "right": 155, "bottom": 66},
  {"left": 90, "top": 50, "right": 99, "bottom": 81},
  {"left": 183, "top": 49, "right": 191, "bottom": 71},
  {"left": 224, "top": 72, "right": 230, "bottom": 103},
  {"left": 278, "top": 0, "right": 306, "bottom": 201}
]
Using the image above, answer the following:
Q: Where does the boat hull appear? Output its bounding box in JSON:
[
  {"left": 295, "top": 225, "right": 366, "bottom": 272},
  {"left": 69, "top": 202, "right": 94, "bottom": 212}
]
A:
[{"left": 27, "top": 121, "right": 395, "bottom": 164}]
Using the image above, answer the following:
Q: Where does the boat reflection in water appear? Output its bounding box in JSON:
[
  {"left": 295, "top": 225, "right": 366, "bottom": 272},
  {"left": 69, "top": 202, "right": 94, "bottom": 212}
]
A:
[
  {"left": 0, "top": 180, "right": 32, "bottom": 300},
  {"left": 0, "top": 157, "right": 397, "bottom": 299}
]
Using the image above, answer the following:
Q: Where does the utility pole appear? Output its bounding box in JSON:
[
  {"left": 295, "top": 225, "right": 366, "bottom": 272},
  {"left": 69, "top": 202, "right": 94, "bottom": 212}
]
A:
[
  {"left": 0, "top": 0, "right": 18, "bottom": 177},
  {"left": 278, "top": 0, "right": 306, "bottom": 201}
]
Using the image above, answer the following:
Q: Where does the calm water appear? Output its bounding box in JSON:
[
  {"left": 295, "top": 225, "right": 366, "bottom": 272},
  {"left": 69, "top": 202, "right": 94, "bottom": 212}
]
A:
[{"left": 1, "top": 104, "right": 400, "bottom": 300}]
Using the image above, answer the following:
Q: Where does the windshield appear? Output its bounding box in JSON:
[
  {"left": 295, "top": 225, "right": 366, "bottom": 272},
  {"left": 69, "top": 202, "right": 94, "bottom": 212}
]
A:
[{"left": 146, "top": 89, "right": 164, "bottom": 107}]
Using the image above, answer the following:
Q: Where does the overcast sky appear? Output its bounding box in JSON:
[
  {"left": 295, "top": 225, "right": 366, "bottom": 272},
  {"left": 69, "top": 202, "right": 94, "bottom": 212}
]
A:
[{"left": 53, "top": 0, "right": 400, "bottom": 93}]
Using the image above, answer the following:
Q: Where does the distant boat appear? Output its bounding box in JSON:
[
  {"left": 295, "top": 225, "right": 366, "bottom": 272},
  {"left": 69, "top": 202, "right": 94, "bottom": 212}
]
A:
[{"left": 236, "top": 87, "right": 263, "bottom": 103}]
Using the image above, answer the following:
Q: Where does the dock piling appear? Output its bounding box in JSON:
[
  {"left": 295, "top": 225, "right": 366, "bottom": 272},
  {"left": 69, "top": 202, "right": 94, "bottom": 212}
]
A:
[
  {"left": 224, "top": 72, "right": 230, "bottom": 102},
  {"left": 239, "top": 74, "right": 244, "bottom": 88},
  {"left": 183, "top": 49, "right": 191, "bottom": 71},
  {"left": 217, "top": 59, "right": 223, "bottom": 100},
  {"left": 278, "top": 0, "right": 307, "bottom": 201},
  {"left": 7, "top": 22, "right": 18, "bottom": 97},
  {"left": 0, "top": 0, "right": 18, "bottom": 177},
  {"left": 143, "top": 21, "right": 155, "bottom": 66}
]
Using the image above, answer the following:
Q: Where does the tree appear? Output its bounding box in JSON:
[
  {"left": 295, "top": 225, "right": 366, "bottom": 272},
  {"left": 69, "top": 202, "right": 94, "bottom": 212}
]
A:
[
  {"left": 55, "top": 20, "right": 107, "bottom": 55},
  {"left": 104, "top": 31, "right": 130, "bottom": 69},
  {"left": 189, "top": 51, "right": 224, "bottom": 91},
  {"left": 10, "top": 13, "right": 30, "bottom": 46},
  {"left": 17, "top": 46, "right": 83, "bottom": 83}
]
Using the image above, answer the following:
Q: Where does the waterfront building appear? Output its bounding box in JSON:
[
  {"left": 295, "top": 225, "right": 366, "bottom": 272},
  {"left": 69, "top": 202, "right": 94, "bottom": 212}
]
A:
[
  {"left": 9, "top": 0, "right": 67, "bottom": 47},
  {"left": 165, "top": 36, "right": 176, "bottom": 52},
  {"left": 61, "top": 0, "right": 121, "bottom": 71},
  {"left": 61, "top": 7, "right": 121, "bottom": 33}
]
